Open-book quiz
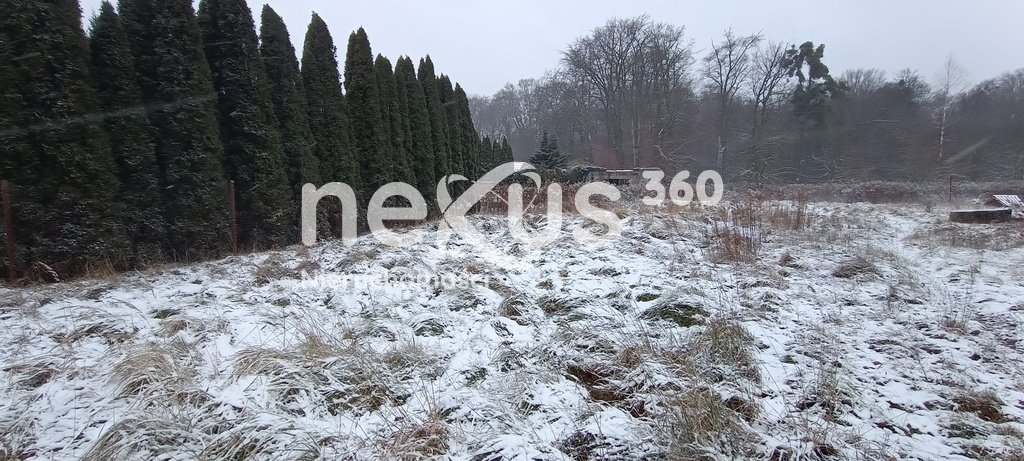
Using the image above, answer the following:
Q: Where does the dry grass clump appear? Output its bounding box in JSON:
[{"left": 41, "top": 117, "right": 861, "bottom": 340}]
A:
[
  {"left": 52, "top": 319, "right": 136, "bottom": 345},
  {"left": 649, "top": 316, "right": 764, "bottom": 456},
  {"left": 729, "top": 191, "right": 812, "bottom": 232},
  {"left": 565, "top": 361, "right": 627, "bottom": 403},
  {"left": 199, "top": 418, "right": 281, "bottom": 460},
  {"left": 232, "top": 325, "right": 422, "bottom": 416},
  {"left": 83, "top": 413, "right": 294, "bottom": 461},
  {"left": 938, "top": 286, "right": 976, "bottom": 333},
  {"left": 232, "top": 347, "right": 309, "bottom": 383},
  {"left": 953, "top": 390, "right": 1006, "bottom": 423},
  {"left": 707, "top": 225, "right": 760, "bottom": 263},
  {"left": 82, "top": 416, "right": 202, "bottom": 461},
  {"left": 557, "top": 430, "right": 607, "bottom": 461},
  {"left": 158, "top": 313, "right": 226, "bottom": 337},
  {"left": 498, "top": 293, "right": 528, "bottom": 319},
  {"left": 253, "top": 254, "right": 320, "bottom": 285},
  {"left": 685, "top": 318, "right": 762, "bottom": 385},
  {"left": 615, "top": 345, "right": 646, "bottom": 370},
  {"left": 797, "top": 362, "right": 850, "bottom": 423},
  {"left": 538, "top": 295, "right": 587, "bottom": 315},
  {"left": 832, "top": 255, "right": 878, "bottom": 279},
  {"left": 381, "top": 341, "right": 436, "bottom": 375},
  {"left": 385, "top": 409, "right": 449, "bottom": 460},
  {"left": 641, "top": 301, "right": 708, "bottom": 328},
  {"left": 0, "top": 426, "right": 34, "bottom": 461},
  {"left": 110, "top": 341, "right": 199, "bottom": 403},
  {"left": 340, "top": 246, "right": 382, "bottom": 267},
  {"left": 485, "top": 271, "right": 517, "bottom": 298},
  {"left": 4, "top": 360, "right": 60, "bottom": 390},
  {"left": 235, "top": 341, "right": 398, "bottom": 415},
  {"left": 658, "top": 386, "right": 759, "bottom": 459}
]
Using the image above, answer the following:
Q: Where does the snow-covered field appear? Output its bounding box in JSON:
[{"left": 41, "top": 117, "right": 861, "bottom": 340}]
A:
[{"left": 2, "top": 199, "right": 1023, "bottom": 460}]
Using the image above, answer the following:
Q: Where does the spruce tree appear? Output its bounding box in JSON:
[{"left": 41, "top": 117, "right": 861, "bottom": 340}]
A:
[
  {"left": 344, "top": 28, "right": 391, "bottom": 194},
  {"left": 529, "top": 131, "right": 568, "bottom": 170},
  {"left": 302, "top": 14, "right": 358, "bottom": 190},
  {"left": 120, "top": 0, "right": 230, "bottom": 259},
  {"left": 89, "top": 1, "right": 166, "bottom": 265},
  {"left": 395, "top": 56, "right": 435, "bottom": 195},
  {"left": 259, "top": 5, "right": 319, "bottom": 195},
  {"left": 0, "top": 0, "right": 128, "bottom": 275},
  {"left": 418, "top": 56, "right": 451, "bottom": 180},
  {"left": 374, "top": 54, "right": 415, "bottom": 186},
  {"left": 198, "top": 0, "right": 293, "bottom": 248}
]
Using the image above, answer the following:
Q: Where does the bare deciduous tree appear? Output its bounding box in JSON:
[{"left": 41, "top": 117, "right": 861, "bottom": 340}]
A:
[
  {"left": 562, "top": 16, "right": 694, "bottom": 167},
  {"left": 934, "top": 55, "right": 968, "bottom": 159},
  {"left": 470, "top": 18, "right": 1023, "bottom": 183},
  {"left": 840, "top": 68, "right": 887, "bottom": 98},
  {"left": 735, "top": 40, "right": 790, "bottom": 181},
  {"left": 749, "top": 41, "right": 790, "bottom": 136},
  {"left": 702, "top": 29, "right": 761, "bottom": 171}
]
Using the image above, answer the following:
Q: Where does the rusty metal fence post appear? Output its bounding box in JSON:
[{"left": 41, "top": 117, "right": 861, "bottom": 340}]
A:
[{"left": 1, "top": 180, "right": 18, "bottom": 283}]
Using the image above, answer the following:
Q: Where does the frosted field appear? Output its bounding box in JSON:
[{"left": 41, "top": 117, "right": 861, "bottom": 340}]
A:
[{"left": 1, "top": 199, "right": 1023, "bottom": 460}]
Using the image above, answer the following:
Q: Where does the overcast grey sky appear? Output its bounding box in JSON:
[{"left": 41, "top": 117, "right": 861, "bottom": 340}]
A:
[{"left": 80, "top": 0, "right": 1024, "bottom": 96}]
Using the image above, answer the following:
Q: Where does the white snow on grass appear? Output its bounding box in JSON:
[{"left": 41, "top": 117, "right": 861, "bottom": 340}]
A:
[{"left": 1, "top": 200, "right": 1023, "bottom": 460}]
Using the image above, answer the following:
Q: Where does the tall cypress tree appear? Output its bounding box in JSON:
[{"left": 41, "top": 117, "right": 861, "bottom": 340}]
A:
[
  {"left": 453, "top": 83, "right": 479, "bottom": 178},
  {"left": 374, "top": 54, "right": 415, "bottom": 186},
  {"left": 198, "top": 0, "right": 293, "bottom": 249},
  {"left": 301, "top": 13, "right": 357, "bottom": 236},
  {"left": 0, "top": 0, "right": 127, "bottom": 275},
  {"left": 301, "top": 13, "right": 358, "bottom": 190},
  {"left": 395, "top": 56, "right": 435, "bottom": 195},
  {"left": 89, "top": 1, "right": 165, "bottom": 265},
  {"left": 437, "top": 74, "right": 463, "bottom": 175},
  {"left": 260, "top": 5, "right": 318, "bottom": 196},
  {"left": 117, "top": 0, "right": 157, "bottom": 106},
  {"left": 418, "top": 56, "right": 451, "bottom": 180},
  {"left": 344, "top": 28, "right": 391, "bottom": 194},
  {"left": 120, "top": 0, "right": 229, "bottom": 259},
  {"left": 500, "top": 136, "right": 514, "bottom": 164},
  {"left": 478, "top": 135, "right": 495, "bottom": 173},
  {"left": 0, "top": 3, "right": 33, "bottom": 228}
]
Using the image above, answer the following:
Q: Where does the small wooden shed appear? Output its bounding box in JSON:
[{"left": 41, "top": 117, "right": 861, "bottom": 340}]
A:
[{"left": 583, "top": 167, "right": 661, "bottom": 187}]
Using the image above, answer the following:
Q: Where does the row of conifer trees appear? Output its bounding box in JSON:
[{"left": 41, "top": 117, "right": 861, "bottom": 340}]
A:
[{"left": 0, "top": 0, "right": 514, "bottom": 277}]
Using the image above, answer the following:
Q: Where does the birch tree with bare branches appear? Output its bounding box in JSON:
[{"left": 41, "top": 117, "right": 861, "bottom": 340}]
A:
[{"left": 933, "top": 56, "right": 968, "bottom": 159}]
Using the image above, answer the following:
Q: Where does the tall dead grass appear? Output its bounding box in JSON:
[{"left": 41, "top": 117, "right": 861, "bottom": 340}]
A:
[{"left": 654, "top": 317, "right": 763, "bottom": 457}]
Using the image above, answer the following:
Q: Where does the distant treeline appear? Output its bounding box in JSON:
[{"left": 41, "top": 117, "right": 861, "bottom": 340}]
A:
[
  {"left": 470, "top": 16, "right": 1024, "bottom": 184},
  {"left": 0, "top": 0, "right": 514, "bottom": 277}
]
